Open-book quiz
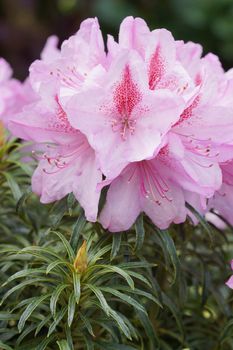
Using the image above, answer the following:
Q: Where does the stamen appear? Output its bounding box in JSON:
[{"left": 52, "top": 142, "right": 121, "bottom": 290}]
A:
[{"left": 139, "top": 162, "right": 172, "bottom": 204}]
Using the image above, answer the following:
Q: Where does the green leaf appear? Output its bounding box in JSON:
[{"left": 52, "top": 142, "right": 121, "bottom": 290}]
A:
[
  {"left": 50, "top": 284, "right": 69, "bottom": 317},
  {"left": 85, "top": 284, "right": 110, "bottom": 316},
  {"left": 88, "top": 244, "right": 112, "bottom": 265},
  {"left": 79, "top": 312, "right": 95, "bottom": 337},
  {"left": 51, "top": 231, "right": 75, "bottom": 262},
  {"left": 65, "top": 325, "right": 74, "bottom": 350},
  {"left": 134, "top": 214, "right": 145, "bottom": 252},
  {"left": 57, "top": 340, "right": 71, "bottom": 350},
  {"left": 162, "top": 293, "right": 184, "bottom": 338},
  {"left": 0, "top": 312, "right": 18, "bottom": 321},
  {"left": 48, "top": 307, "right": 67, "bottom": 337},
  {"left": 108, "top": 309, "right": 131, "bottom": 339},
  {"left": 46, "top": 260, "right": 68, "bottom": 274},
  {"left": 35, "top": 335, "right": 56, "bottom": 350},
  {"left": 73, "top": 272, "right": 81, "bottom": 303},
  {"left": 4, "top": 267, "right": 46, "bottom": 284},
  {"left": 16, "top": 323, "right": 37, "bottom": 346},
  {"left": 124, "top": 270, "right": 152, "bottom": 288},
  {"left": 119, "top": 261, "right": 155, "bottom": 269},
  {"left": 116, "top": 285, "right": 162, "bottom": 307},
  {"left": 67, "top": 193, "right": 76, "bottom": 215},
  {"left": 18, "top": 294, "right": 51, "bottom": 333},
  {"left": 220, "top": 318, "right": 233, "bottom": 344},
  {"left": 95, "top": 341, "right": 137, "bottom": 350},
  {"left": 3, "top": 171, "right": 22, "bottom": 201},
  {"left": 70, "top": 208, "right": 86, "bottom": 251},
  {"left": 91, "top": 265, "right": 134, "bottom": 290},
  {"left": 16, "top": 190, "right": 32, "bottom": 215},
  {"left": 111, "top": 233, "right": 122, "bottom": 260},
  {"left": 0, "top": 341, "right": 14, "bottom": 350},
  {"left": 100, "top": 287, "right": 147, "bottom": 314},
  {"left": 50, "top": 197, "right": 68, "bottom": 228},
  {"left": 68, "top": 291, "right": 76, "bottom": 327},
  {"left": 83, "top": 335, "right": 94, "bottom": 350},
  {"left": 137, "top": 310, "right": 159, "bottom": 348},
  {"left": 35, "top": 314, "right": 52, "bottom": 336},
  {"left": 186, "top": 202, "right": 214, "bottom": 242},
  {"left": 156, "top": 228, "right": 180, "bottom": 283},
  {"left": 1, "top": 278, "right": 53, "bottom": 305}
]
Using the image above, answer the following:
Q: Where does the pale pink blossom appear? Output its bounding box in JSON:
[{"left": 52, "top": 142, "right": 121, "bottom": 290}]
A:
[
  {"left": 66, "top": 19, "right": 186, "bottom": 178},
  {"left": 226, "top": 260, "right": 233, "bottom": 289},
  {"left": 9, "top": 94, "right": 102, "bottom": 221},
  {"left": 0, "top": 58, "right": 24, "bottom": 125},
  {"left": 6, "top": 16, "right": 233, "bottom": 230},
  {"left": 8, "top": 19, "right": 105, "bottom": 221},
  {"left": 30, "top": 18, "right": 106, "bottom": 102}
]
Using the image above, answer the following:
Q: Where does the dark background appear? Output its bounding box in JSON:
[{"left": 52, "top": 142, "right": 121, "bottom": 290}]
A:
[{"left": 1, "top": 0, "right": 233, "bottom": 80}]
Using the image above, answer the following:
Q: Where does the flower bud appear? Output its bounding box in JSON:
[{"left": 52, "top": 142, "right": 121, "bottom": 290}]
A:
[{"left": 73, "top": 240, "right": 88, "bottom": 274}]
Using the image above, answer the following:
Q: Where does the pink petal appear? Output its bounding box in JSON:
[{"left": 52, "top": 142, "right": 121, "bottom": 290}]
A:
[
  {"left": 99, "top": 164, "right": 141, "bottom": 232},
  {"left": 8, "top": 99, "right": 78, "bottom": 144},
  {"left": 32, "top": 143, "right": 101, "bottom": 221},
  {"left": 146, "top": 29, "right": 176, "bottom": 90},
  {"left": 118, "top": 16, "right": 150, "bottom": 56},
  {"left": 226, "top": 275, "right": 233, "bottom": 289}
]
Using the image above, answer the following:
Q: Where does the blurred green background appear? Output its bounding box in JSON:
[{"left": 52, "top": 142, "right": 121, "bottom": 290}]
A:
[{"left": 1, "top": 0, "right": 233, "bottom": 80}]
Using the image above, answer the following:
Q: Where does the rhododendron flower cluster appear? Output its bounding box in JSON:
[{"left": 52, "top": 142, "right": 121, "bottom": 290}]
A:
[{"left": 3, "top": 16, "right": 233, "bottom": 231}]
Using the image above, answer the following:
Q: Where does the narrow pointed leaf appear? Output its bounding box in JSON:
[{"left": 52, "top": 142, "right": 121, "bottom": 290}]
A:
[
  {"left": 18, "top": 294, "right": 51, "bottom": 332},
  {"left": 111, "top": 233, "right": 122, "bottom": 260},
  {"left": 50, "top": 284, "right": 69, "bottom": 317},
  {"left": 57, "top": 340, "right": 71, "bottom": 350},
  {"left": 134, "top": 214, "right": 145, "bottom": 252},
  {"left": 73, "top": 272, "right": 81, "bottom": 303},
  {"left": 68, "top": 291, "right": 76, "bottom": 327},
  {"left": 70, "top": 208, "right": 86, "bottom": 251}
]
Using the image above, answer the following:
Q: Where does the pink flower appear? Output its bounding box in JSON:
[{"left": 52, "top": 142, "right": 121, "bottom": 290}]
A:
[
  {"left": 9, "top": 94, "right": 102, "bottom": 221},
  {"left": 8, "top": 19, "right": 105, "bottom": 221},
  {"left": 144, "top": 43, "right": 233, "bottom": 221},
  {"left": 96, "top": 17, "right": 233, "bottom": 231},
  {"left": 30, "top": 18, "right": 106, "bottom": 101},
  {"left": 7, "top": 16, "right": 233, "bottom": 231},
  {"left": 66, "top": 19, "right": 186, "bottom": 178},
  {"left": 0, "top": 58, "right": 24, "bottom": 125},
  {"left": 226, "top": 260, "right": 233, "bottom": 289}
]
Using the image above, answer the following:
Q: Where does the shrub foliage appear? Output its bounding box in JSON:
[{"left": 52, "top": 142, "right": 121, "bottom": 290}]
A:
[{"left": 1, "top": 137, "right": 233, "bottom": 349}]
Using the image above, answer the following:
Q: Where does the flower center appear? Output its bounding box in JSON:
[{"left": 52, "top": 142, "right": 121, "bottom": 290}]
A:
[{"left": 111, "top": 64, "right": 142, "bottom": 140}]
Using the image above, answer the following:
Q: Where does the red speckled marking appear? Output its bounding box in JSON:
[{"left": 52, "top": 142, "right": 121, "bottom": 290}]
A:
[
  {"left": 111, "top": 65, "right": 142, "bottom": 139},
  {"left": 113, "top": 65, "right": 141, "bottom": 117},
  {"left": 159, "top": 145, "right": 169, "bottom": 157},
  {"left": 48, "top": 94, "right": 76, "bottom": 133},
  {"left": 148, "top": 46, "right": 165, "bottom": 90},
  {"left": 195, "top": 73, "right": 202, "bottom": 86},
  {"left": 175, "top": 95, "right": 200, "bottom": 126}
]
